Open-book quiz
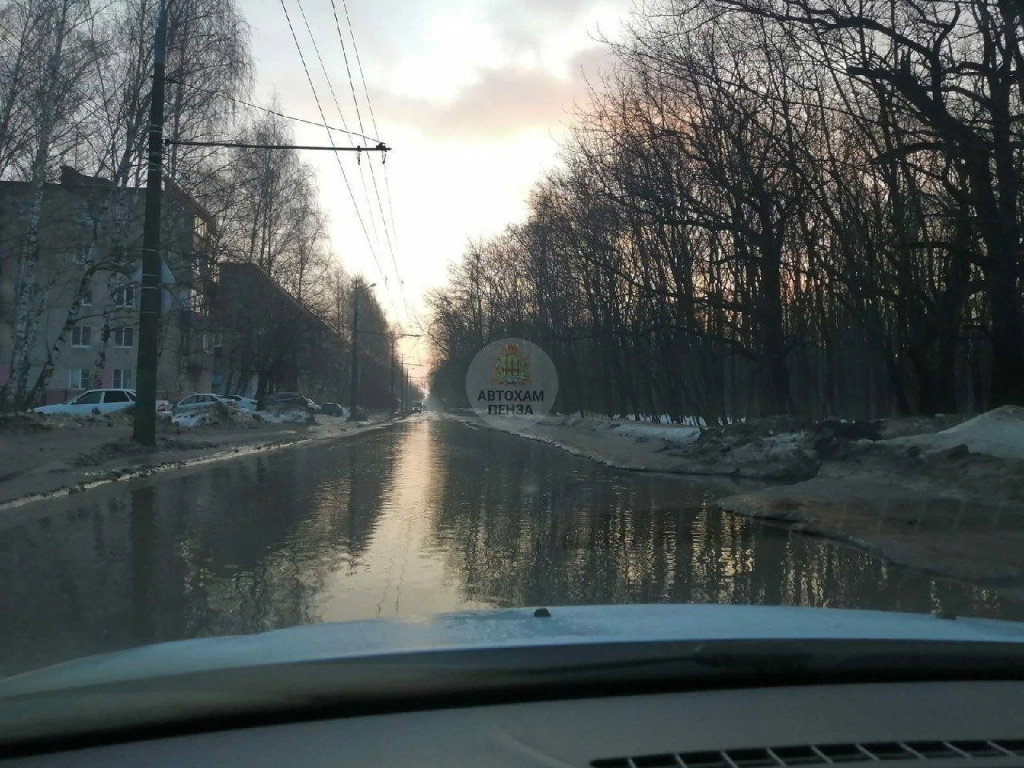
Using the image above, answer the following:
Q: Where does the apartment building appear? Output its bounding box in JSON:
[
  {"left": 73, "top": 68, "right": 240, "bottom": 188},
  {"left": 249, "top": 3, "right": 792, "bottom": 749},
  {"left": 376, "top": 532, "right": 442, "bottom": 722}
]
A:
[{"left": 0, "top": 167, "right": 216, "bottom": 406}]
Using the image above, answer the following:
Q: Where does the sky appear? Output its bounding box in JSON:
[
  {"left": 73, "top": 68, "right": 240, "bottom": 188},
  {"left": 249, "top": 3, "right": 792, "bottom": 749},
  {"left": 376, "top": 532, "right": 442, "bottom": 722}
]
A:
[{"left": 236, "top": 0, "right": 633, "bottom": 383}]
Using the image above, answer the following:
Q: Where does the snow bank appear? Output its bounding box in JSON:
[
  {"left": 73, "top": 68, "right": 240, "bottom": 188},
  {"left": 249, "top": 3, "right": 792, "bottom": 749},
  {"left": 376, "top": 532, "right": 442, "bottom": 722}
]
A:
[
  {"left": 255, "top": 409, "right": 313, "bottom": 424},
  {"left": 610, "top": 423, "right": 702, "bottom": 444},
  {"left": 536, "top": 413, "right": 702, "bottom": 445},
  {"left": 172, "top": 404, "right": 261, "bottom": 429},
  {"left": 171, "top": 412, "right": 207, "bottom": 428},
  {"left": 884, "top": 405, "right": 1024, "bottom": 460}
]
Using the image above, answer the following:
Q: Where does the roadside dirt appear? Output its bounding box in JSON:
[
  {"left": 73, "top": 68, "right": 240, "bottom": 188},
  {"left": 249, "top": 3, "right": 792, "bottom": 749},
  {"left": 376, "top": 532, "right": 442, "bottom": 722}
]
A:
[{"left": 0, "top": 409, "right": 392, "bottom": 510}]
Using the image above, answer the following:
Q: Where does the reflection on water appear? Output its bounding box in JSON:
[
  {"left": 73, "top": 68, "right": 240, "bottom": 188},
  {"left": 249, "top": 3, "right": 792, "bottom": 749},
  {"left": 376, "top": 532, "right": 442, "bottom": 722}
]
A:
[{"left": 0, "top": 418, "right": 1020, "bottom": 677}]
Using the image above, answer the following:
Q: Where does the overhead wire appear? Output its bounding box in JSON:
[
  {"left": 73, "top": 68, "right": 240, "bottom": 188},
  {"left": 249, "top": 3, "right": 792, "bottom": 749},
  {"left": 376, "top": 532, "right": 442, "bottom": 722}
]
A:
[
  {"left": 165, "top": 78, "right": 380, "bottom": 143},
  {"left": 328, "top": 0, "right": 411, "bottom": 322},
  {"left": 338, "top": 0, "right": 401, "bottom": 258},
  {"left": 293, "top": 0, "right": 387, "bottom": 280},
  {"left": 276, "top": 0, "right": 395, "bottom": 316}
]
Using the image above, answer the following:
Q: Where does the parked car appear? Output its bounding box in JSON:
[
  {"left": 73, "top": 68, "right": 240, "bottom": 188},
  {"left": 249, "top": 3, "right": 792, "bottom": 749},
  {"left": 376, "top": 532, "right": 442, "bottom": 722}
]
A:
[
  {"left": 34, "top": 389, "right": 137, "bottom": 416},
  {"left": 265, "top": 392, "right": 319, "bottom": 412},
  {"left": 319, "top": 402, "right": 348, "bottom": 417},
  {"left": 221, "top": 394, "right": 257, "bottom": 411},
  {"left": 172, "top": 393, "right": 236, "bottom": 415}
]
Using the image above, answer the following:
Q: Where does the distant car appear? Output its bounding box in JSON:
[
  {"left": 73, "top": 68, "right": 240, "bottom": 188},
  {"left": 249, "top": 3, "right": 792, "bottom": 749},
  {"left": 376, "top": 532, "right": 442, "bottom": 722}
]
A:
[
  {"left": 34, "top": 388, "right": 136, "bottom": 416},
  {"left": 319, "top": 402, "right": 347, "bottom": 417},
  {"left": 411, "top": 402, "right": 423, "bottom": 413},
  {"left": 221, "top": 394, "right": 257, "bottom": 411},
  {"left": 173, "top": 393, "right": 236, "bottom": 415},
  {"left": 266, "top": 392, "right": 319, "bottom": 412}
]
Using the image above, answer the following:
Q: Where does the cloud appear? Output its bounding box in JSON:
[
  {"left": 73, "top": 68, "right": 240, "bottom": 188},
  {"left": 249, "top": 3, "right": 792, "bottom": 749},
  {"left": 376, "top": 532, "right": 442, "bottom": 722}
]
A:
[
  {"left": 371, "top": 46, "right": 615, "bottom": 140},
  {"left": 486, "top": 0, "right": 605, "bottom": 53}
]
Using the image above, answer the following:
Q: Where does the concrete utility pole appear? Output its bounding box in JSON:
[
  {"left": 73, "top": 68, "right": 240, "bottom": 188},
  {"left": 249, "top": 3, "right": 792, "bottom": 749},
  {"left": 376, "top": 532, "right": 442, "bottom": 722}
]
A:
[
  {"left": 400, "top": 357, "right": 405, "bottom": 413},
  {"left": 349, "top": 288, "right": 359, "bottom": 420},
  {"left": 349, "top": 282, "right": 375, "bottom": 420},
  {"left": 133, "top": 0, "right": 169, "bottom": 446}
]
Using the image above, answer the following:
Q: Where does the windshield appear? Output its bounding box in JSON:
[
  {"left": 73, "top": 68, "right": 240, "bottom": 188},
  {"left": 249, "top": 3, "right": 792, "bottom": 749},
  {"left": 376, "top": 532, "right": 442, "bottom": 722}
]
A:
[{"left": 0, "top": 0, "right": 1023, "bottom": 687}]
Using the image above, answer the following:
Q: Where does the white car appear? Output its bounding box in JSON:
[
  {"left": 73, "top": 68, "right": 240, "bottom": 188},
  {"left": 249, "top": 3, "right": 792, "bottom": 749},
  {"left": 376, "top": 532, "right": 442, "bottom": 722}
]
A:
[
  {"left": 34, "top": 388, "right": 137, "bottom": 416},
  {"left": 172, "top": 393, "right": 236, "bottom": 415},
  {"left": 221, "top": 394, "right": 257, "bottom": 411}
]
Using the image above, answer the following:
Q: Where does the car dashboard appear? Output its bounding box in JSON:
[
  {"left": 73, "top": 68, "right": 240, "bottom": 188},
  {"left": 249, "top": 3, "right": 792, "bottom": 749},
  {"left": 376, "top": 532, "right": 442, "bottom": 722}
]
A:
[{"left": 4, "top": 679, "right": 1023, "bottom": 767}]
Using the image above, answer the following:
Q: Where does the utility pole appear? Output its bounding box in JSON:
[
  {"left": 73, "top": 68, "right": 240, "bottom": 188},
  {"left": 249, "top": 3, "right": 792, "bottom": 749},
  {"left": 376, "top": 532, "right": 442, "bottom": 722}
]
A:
[
  {"left": 133, "top": 0, "right": 169, "bottom": 446},
  {"left": 348, "top": 281, "right": 376, "bottom": 421},
  {"left": 335, "top": 274, "right": 342, "bottom": 336},
  {"left": 389, "top": 336, "right": 395, "bottom": 412},
  {"left": 349, "top": 288, "right": 359, "bottom": 421}
]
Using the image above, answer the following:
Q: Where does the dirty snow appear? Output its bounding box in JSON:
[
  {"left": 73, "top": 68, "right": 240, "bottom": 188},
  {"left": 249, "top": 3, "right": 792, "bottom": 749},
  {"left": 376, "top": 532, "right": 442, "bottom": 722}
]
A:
[
  {"left": 884, "top": 405, "right": 1024, "bottom": 460},
  {"left": 255, "top": 409, "right": 314, "bottom": 424},
  {"left": 171, "top": 412, "right": 207, "bottom": 428},
  {"left": 540, "top": 413, "right": 702, "bottom": 446}
]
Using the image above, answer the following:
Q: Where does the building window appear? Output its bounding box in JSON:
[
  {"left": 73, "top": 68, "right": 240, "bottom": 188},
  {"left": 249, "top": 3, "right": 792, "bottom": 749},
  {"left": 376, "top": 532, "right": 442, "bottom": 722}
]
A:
[
  {"left": 112, "top": 326, "right": 134, "bottom": 348},
  {"left": 71, "top": 326, "right": 92, "bottom": 348},
  {"left": 113, "top": 285, "right": 136, "bottom": 308},
  {"left": 68, "top": 369, "right": 86, "bottom": 389},
  {"left": 80, "top": 286, "right": 92, "bottom": 306},
  {"left": 112, "top": 368, "right": 132, "bottom": 389}
]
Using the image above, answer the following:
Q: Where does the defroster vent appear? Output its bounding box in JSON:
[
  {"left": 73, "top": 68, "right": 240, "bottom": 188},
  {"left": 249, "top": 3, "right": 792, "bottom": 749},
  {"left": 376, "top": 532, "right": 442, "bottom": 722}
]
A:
[{"left": 592, "top": 740, "right": 1024, "bottom": 768}]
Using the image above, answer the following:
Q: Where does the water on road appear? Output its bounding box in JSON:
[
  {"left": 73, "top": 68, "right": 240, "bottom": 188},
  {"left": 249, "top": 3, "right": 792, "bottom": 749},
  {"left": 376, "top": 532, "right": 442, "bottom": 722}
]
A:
[{"left": 1, "top": 416, "right": 1019, "bottom": 676}]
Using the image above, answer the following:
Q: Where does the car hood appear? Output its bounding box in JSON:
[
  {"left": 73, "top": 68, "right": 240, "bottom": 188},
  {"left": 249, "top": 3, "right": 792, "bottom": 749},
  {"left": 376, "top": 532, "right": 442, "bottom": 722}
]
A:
[{"left": 4, "top": 603, "right": 1024, "bottom": 697}]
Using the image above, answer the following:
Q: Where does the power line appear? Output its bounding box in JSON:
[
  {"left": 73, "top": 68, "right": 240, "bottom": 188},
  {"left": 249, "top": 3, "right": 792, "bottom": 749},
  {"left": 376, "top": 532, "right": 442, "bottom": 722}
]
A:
[
  {"left": 337, "top": 0, "right": 405, "bottom": 315},
  {"left": 337, "top": 0, "right": 400, "bottom": 238},
  {"left": 276, "top": 0, "right": 391, "bottom": 305},
  {"left": 293, "top": 0, "right": 388, "bottom": 291},
  {"left": 338, "top": 0, "right": 378, "bottom": 137},
  {"left": 328, "top": 0, "right": 408, "bottom": 319},
  {"left": 165, "top": 78, "right": 380, "bottom": 143}
]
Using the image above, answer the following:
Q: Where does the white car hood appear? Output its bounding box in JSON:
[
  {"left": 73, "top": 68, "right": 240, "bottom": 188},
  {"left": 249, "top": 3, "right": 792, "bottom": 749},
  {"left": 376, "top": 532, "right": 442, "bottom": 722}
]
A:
[{"left": 3, "top": 604, "right": 1024, "bottom": 697}]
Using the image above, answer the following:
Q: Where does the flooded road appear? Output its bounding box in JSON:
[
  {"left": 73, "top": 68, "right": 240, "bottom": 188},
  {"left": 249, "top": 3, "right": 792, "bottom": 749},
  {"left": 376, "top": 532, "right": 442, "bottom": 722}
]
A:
[{"left": 1, "top": 416, "right": 1021, "bottom": 677}]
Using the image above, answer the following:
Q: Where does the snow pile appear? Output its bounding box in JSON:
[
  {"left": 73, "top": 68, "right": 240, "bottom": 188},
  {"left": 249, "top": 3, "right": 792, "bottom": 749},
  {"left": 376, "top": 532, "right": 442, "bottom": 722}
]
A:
[
  {"left": 609, "top": 422, "right": 702, "bottom": 445},
  {"left": 885, "top": 406, "right": 1024, "bottom": 460},
  {"left": 171, "top": 411, "right": 208, "bottom": 428},
  {"left": 256, "top": 408, "right": 314, "bottom": 424},
  {"left": 171, "top": 403, "right": 258, "bottom": 429}
]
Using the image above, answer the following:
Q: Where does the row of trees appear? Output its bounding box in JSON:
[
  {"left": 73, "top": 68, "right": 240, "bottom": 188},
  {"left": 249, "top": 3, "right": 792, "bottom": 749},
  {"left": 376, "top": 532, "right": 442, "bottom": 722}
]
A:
[
  {"left": 429, "top": 0, "right": 1024, "bottom": 422},
  {"left": 0, "top": 0, "right": 401, "bottom": 408}
]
